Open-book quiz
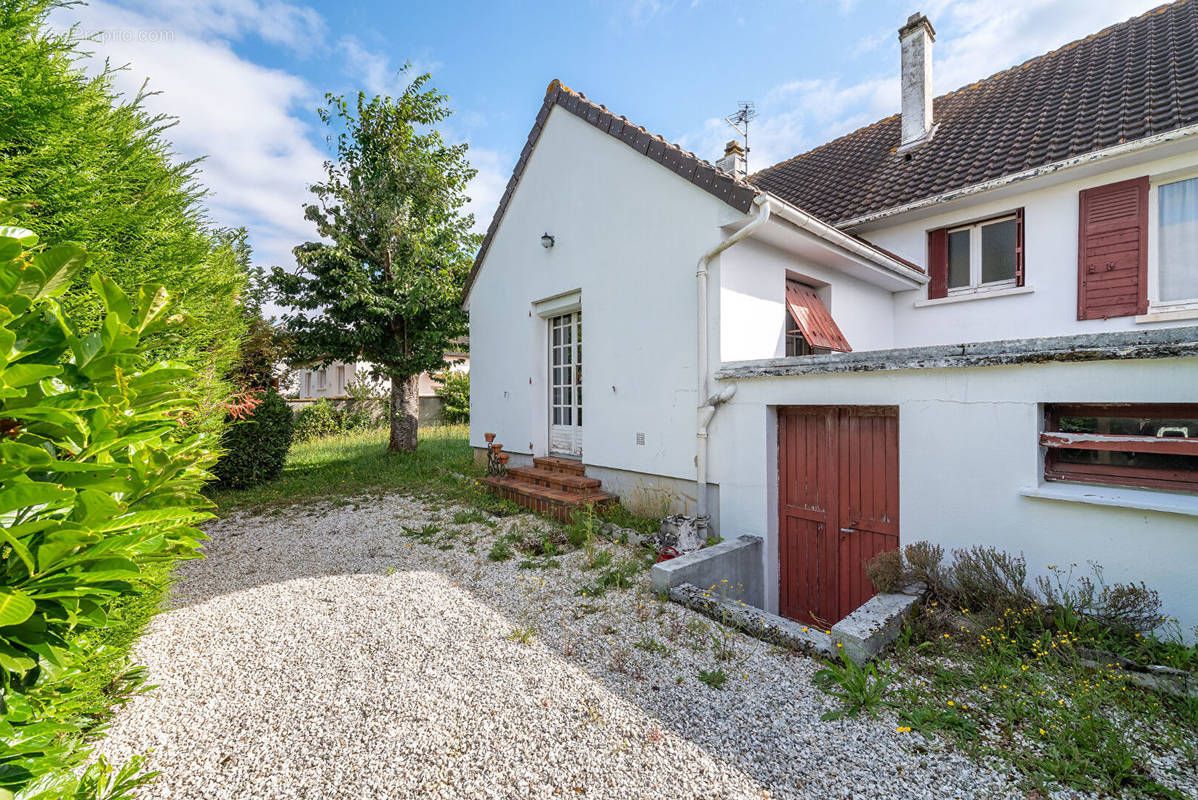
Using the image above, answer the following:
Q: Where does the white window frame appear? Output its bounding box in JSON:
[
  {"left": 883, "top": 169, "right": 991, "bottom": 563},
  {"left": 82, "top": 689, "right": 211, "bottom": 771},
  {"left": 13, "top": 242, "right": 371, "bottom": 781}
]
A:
[
  {"left": 1144, "top": 167, "right": 1198, "bottom": 320},
  {"left": 946, "top": 214, "right": 1019, "bottom": 296}
]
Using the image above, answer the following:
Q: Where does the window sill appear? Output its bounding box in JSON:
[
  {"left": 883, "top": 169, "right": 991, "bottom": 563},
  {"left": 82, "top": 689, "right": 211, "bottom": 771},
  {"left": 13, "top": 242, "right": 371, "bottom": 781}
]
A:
[
  {"left": 914, "top": 284, "right": 1035, "bottom": 308},
  {"left": 1019, "top": 483, "right": 1198, "bottom": 518},
  {"left": 1136, "top": 306, "right": 1198, "bottom": 324}
]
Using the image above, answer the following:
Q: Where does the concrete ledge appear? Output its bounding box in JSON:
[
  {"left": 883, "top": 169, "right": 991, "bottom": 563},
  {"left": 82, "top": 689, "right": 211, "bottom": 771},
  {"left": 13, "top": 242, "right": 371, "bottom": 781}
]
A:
[
  {"left": 1077, "top": 648, "right": 1198, "bottom": 699},
  {"left": 716, "top": 325, "right": 1198, "bottom": 379},
  {"left": 830, "top": 590, "right": 922, "bottom": 665},
  {"left": 651, "top": 535, "right": 763, "bottom": 609},
  {"left": 668, "top": 583, "right": 834, "bottom": 657}
]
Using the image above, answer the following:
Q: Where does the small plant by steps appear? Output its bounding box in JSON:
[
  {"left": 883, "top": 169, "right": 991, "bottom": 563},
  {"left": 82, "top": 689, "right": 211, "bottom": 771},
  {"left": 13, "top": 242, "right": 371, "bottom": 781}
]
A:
[{"left": 812, "top": 650, "right": 896, "bottom": 720}]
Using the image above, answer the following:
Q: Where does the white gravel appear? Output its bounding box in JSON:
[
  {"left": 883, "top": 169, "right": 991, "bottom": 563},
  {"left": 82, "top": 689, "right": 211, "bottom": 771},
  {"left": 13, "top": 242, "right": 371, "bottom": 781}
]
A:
[{"left": 96, "top": 493, "right": 1027, "bottom": 799}]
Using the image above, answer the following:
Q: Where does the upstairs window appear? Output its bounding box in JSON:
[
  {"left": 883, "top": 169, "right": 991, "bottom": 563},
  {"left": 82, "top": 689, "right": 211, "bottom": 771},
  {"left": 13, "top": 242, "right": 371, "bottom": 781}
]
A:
[
  {"left": 928, "top": 210, "right": 1024, "bottom": 299},
  {"left": 784, "top": 279, "right": 851, "bottom": 355},
  {"left": 1158, "top": 175, "right": 1198, "bottom": 306},
  {"left": 1042, "top": 404, "right": 1198, "bottom": 493}
]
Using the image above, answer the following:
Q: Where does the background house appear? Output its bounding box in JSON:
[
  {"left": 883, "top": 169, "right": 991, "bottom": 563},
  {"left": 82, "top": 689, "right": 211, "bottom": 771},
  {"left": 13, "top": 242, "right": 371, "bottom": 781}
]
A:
[
  {"left": 288, "top": 350, "right": 469, "bottom": 424},
  {"left": 467, "top": 4, "right": 1198, "bottom": 633}
]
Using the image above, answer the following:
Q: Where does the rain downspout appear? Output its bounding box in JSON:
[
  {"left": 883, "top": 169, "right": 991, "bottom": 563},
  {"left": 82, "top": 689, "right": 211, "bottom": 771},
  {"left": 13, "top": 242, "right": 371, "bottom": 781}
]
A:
[{"left": 695, "top": 194, "right": 771, "bottom": 530}]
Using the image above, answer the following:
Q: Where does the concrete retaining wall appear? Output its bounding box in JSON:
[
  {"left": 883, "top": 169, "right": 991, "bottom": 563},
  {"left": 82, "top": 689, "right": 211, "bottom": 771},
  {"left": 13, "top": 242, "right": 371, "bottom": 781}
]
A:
[{"left": 651, "top": 535, "right": 763, "bottom": 609}]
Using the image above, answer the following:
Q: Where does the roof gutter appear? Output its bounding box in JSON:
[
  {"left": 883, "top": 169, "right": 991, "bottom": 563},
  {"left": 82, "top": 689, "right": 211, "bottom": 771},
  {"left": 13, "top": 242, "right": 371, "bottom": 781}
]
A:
[
  {"left": 695, "top": 194, "right": 771, "bottom": 530},
  {"left": 764, "top": 193, "right": 928, "bottom": 285},
  {"left": 835, "top": 122, "right": 1198, "bottom": 230}
]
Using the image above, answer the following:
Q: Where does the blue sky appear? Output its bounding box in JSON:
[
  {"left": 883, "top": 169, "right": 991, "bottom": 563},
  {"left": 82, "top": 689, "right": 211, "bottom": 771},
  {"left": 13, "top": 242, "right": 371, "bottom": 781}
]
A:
[{"left": 51, "top": 0, "right": 1162, "bottom": 278}]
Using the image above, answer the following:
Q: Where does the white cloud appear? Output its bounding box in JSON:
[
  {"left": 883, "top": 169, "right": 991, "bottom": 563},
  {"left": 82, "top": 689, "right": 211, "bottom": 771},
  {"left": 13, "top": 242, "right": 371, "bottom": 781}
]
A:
[
  {"left": 49, "top": 0, "right": 329, "bottom": 276},
  {"left": 680, "top": 0, "right": 1163, "bottom": 172},
  {"left": 336, "top": 35, "right": 444, "bottom": 98},
  {"left": 102, "top": 0, "right": 326, "bottom": 52},
  {"left": 464, "top": 146, "right": 512, "bottom": 235}
]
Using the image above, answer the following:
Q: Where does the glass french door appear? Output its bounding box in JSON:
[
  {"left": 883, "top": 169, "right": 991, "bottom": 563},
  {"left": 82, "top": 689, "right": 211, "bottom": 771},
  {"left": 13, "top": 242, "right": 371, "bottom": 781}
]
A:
[{"left": 549, "top": 312, "right": 582, "bottom": 456}]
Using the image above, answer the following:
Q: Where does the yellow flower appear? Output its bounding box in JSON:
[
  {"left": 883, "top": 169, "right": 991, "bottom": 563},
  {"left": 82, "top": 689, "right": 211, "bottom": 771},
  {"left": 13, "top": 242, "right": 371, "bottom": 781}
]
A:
[
  {"left": 1039, "top": 728, "right": 1047, "bottom": 735},
  {"left": 947, "top": 700, "right": 954, "bottom": 707}
]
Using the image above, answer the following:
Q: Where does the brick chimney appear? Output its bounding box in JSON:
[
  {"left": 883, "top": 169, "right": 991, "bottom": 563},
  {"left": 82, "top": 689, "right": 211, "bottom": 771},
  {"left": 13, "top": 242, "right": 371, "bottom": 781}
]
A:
[
  {"left": 898, "top": 12, "right": 935, "bottom": 148},
  {"left": 716, "top": 140, "right": 747, "bottom": 179}
]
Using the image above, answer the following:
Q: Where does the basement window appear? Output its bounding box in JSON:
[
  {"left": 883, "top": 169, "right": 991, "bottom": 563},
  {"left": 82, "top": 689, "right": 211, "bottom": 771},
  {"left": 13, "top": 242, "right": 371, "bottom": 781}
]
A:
[{"left": 1042, "top": 404, "right": 1198, "bottom": 493}]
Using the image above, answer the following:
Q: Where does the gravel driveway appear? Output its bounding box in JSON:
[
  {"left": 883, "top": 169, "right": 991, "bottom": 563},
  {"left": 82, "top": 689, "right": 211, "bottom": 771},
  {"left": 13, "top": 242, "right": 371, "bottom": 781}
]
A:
[{"left": 96, "top": 493, "right": 1023, "bottom": 799}]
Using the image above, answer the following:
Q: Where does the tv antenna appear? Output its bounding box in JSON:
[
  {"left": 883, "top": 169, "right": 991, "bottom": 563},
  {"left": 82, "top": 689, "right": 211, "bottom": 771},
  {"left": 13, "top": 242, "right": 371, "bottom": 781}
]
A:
[{"left": 724, "top": 101, "right": 756, "bottom": 169}]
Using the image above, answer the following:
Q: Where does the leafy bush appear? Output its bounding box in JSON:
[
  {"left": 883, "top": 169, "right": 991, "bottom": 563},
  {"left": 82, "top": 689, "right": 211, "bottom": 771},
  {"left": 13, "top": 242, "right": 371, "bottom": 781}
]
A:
[
  {"left": 951, "top": 545, "right": 1036, "bottom": 612},
  {"left": 434, "top": 369, "right": 469, "bottom": 424},
  {"left": 1036, "top": 564, "right": 1163, "bottom": 636},
  {"left": 0, "top": 2, "right": 249, "bottom": 431},
  {"left": 293, "top": 398, "right": 342, "bottom": 442},
  {"left": 341, "top": 377, "right": 384, "bottom": 432},
  {"left": 0, "top": 210, "right": 215, "bottom": 796},
  {"left": 865, "top": 549, "right": 904, "bottom": 594},
  {"left": 904, "top": 541, "right": 947, "bottom": 596},
  {"left": 211, "top": 390, "right": 295, "bottom": 489}
]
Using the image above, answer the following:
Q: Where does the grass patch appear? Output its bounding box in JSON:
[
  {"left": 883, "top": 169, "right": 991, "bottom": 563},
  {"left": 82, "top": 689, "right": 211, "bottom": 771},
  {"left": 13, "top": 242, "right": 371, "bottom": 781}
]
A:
[
  {"left": 208, "top": 425, "right": 487, "bottom": 513},
  {"left": 488, "top": 539, "right": 515, "bottom": 562},
  {"left": 888, "top": 605, "right": 1198, "bottom": 798}
]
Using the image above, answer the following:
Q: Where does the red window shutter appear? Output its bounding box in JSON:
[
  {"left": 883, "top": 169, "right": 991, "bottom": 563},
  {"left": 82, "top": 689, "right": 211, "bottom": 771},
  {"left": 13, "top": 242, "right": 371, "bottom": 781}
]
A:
[
  {"left": 1014, "top": 208, "right": 1025, "bottom": 287},
  {"left": 927, "top": 228, "right": 948, "bottom": 299},
  {"left": 1077, "top": 177, "right": 1148, "bottom": 320},
  {"left": 785, "top": 281, "right": 852, "bottom": 352}
]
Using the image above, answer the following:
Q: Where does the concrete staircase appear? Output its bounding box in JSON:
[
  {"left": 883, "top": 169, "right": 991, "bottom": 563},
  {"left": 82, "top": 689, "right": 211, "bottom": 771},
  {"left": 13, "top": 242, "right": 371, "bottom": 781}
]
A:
[{"left": 481, "top": 455, "right": 616, "bottom": 522}]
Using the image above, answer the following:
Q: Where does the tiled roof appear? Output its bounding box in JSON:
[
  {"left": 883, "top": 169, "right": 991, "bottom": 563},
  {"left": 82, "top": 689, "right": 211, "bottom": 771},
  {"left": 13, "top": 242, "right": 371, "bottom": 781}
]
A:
[
  {"left": 464, "top": 80, "right": 758, "bottom": 300},
  {"left": 751, "top": 0, "right": 1198, "bottom": 226}
]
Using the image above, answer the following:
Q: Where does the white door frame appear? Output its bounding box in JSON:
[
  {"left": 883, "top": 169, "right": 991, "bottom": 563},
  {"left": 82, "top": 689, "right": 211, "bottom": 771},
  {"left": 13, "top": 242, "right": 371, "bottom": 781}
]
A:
[
  {"left": 533, "top": 290, "right": 583, "bottom": 458},
  {"left": 548, "top": 311, "right": 583, "bottom": 456}
]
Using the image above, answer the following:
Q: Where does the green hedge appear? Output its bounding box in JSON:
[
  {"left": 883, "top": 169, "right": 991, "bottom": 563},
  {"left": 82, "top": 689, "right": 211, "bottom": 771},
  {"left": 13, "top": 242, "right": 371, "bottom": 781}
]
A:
[
  {"left": 0, "top": 211, "right": 215, "bottom": 796},
  {"left": 293, "top": 398, "right": 342, "bottom": 442},
  {"left": 212, "top": 391, "right": 295, "bottom": 489},
  {"left": 0, "top": 0, "right": 247, "bottom": 432},
  {"left": 435, "top": 369, "right": 469, "bottom": 424}
]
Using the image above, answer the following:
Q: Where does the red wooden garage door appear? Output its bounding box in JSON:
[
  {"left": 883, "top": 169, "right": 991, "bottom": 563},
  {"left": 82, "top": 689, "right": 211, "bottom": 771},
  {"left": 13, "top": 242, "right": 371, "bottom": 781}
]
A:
[{"left": 778, "top": 406, "right": 899, "bottom": 626}]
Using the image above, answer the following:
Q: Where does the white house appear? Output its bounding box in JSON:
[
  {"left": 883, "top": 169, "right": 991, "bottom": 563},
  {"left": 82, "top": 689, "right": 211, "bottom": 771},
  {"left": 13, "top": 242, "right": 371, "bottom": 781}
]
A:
[
  {"left": 466, "top": 5, "right": 1198, "bottom": 632},
  {"left": 289, "top": 352, "right": 469, "bottom": 422}
]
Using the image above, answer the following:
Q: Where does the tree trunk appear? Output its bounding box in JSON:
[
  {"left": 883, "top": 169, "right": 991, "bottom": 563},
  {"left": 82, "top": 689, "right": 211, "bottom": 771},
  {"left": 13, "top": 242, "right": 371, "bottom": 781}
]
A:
[{"left": 388, "top": 372, "right": 420, "bottom": 452}]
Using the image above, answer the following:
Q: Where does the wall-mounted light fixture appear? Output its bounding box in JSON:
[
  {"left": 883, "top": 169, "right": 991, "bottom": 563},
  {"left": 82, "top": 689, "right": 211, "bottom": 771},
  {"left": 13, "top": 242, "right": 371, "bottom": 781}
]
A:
[{"left": 541, "top": 232, "right": 555, "bottom": 249}]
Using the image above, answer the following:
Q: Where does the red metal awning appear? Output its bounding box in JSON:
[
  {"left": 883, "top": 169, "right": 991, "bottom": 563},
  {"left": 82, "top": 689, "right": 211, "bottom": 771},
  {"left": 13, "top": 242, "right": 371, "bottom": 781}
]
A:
[{"left": 785, "top": 282, "right": 852, "bottom": 352}]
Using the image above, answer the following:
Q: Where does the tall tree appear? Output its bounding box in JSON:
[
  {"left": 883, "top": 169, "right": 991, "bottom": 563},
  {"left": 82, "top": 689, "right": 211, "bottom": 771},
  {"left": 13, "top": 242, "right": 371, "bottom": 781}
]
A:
[
  {"left": 271, "top": 70, "right": 476, "bottom": 452},
  {"left": 0, "top": 0, "right": 248, "bottom": 433}
]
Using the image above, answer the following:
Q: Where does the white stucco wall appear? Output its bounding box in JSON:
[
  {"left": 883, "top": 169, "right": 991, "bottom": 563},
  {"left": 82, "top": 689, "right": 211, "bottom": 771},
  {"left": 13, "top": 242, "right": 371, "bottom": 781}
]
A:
[
  {"left": 858, "top": 147, "right": 1198, "bottom": 348},
  {"left": 711, "top": 357, "right": 1198, "bottom": 637},
  {"left": 468, "top": 107, "right": 736, "bottom": 488},
  {"left": 717, "top": 236, "right": 897, "bottom": 361}
]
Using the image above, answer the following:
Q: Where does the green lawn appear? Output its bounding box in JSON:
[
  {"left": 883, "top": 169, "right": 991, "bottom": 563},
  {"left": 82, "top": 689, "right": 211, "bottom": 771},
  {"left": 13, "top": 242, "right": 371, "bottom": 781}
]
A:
[{"left": 208, "top": 424, "right": 486, "bottom": 514}]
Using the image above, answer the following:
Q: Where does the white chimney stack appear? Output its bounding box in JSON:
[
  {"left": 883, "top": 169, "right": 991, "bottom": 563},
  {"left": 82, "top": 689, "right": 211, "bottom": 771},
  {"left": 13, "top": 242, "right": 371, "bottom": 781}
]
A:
[
  {"left": 898, "top": 12, "right": 936, "bottom": 148},
  {"left": 716, "top": 139, "right": 747, "bottom": 179}
]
